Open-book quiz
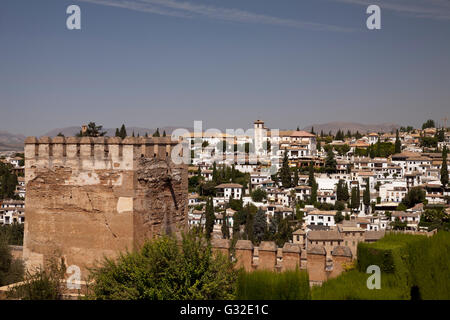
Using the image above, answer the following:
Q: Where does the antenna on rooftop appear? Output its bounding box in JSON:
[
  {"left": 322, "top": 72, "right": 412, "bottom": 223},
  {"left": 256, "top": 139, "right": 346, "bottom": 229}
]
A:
[{"left": 441, "top": 116, "right": 448, "bottom": 129}]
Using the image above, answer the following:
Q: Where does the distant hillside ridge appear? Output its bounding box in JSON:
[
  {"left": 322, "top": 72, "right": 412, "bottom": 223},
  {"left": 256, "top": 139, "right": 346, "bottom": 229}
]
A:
[
  {"left": 302, "top": 122, "right": 401, "bottom": 135},
  {"left": 43, "top": 126, "right": 194, "bottom": 137},
  {"left": 0, "top": 130, "right": 25, "bottom": 151}
]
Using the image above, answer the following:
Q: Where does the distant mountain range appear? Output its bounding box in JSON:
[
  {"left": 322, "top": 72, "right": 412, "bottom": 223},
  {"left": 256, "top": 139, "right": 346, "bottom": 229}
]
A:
[
  {"left": 43, "top": 126, "right": 193, "bottom": 137},
  {"left": 0, "top": 130, "right": 26, "bottom": 151},
  {"left": 0, "top": 122, "right": 403, "bottom": 152},
  {"left": 302, "top": 122, "right": 401, "bottom": 135}
]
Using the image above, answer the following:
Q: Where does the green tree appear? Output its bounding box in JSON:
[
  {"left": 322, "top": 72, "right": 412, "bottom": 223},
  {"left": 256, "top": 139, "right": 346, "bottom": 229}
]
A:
[
  {"left": 76, "top": 122, "right": 106, "bottom": 137},
  {"left": 7, "top": 257, "right": 65, "bottom": 300},
  {"left": 119, "top": 124, "right": 127, "bottom": 138},
  {"left": 441, "top": 146, "right": 448, "bottom": 187},
  {"left": 395, "top": 129, "right": 401, "bottom": 153},
  {"left": 271, "top": 216, "right": 293, "bottom": 247},
  {"left": 86, "top": 230, "right": 237, "bottom": 300},
  {"left": 0, "top": 223, "right": 24, "bottom": 245},
  {"left": 153, "top": 128, "right": 160, "bottom": 137},
  {"left": 342, "top": 182, "right": 349, "bottom": 202},
  {"left": 436, "top": 128, "right": 445, "bottom": 142},
  {"left": 422, "top": 119, "right": 435, "bottom": 129},
  {"left": 335, "top": 129, "right": 345, "bottom": 141},
  {"left": 335, "top": 211, "right": 344, "bottom": 224},
  {"left": 325, "top": 147, "right": 337, "bottom": 174},
  {"left": 253, "top": 208, "right": 267, "bottom": 245},
  {"left": 0, "top": 238, "right": 24, "bottom": 286},
  {"left": 350, "top": 186, "right": 360, "bottom": 211},
  {"left": 251, "top": 188, "right": 267, "bottom": 202},
  {"left": 363, "top": 179, "right": 371, "bottom": 213},
  {"left": 293, "top": 168, "right": 299, "bottom": 186},
  {"left": 212, "top": 162, "right": 220, "bottom": 185},
  {"left": 244, "top": 205, "right": 255, "bottom": 243},
  {"left": 204, "top": 197, "right": 215, "bottom": 239},
  {"left": 221, "top": 212, "right": 230, "bottom": 239},
  {"left": 402, "top": 187, "right": 426, "bottom": 208},
  {"left": 279, "top": 151, "right": 292, "bottom": 188},
  {"left": 308, "top": 161, "right": 315, "bottom": 187}
]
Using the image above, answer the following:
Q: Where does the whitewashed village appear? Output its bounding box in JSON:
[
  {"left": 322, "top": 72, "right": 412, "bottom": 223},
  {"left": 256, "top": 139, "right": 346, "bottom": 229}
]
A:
[
  {"left": 1, "top": 119, "right": 449, "bottom": 263},
  {"left": 184, "top": 119, "right": 450, "bottom": 260}
]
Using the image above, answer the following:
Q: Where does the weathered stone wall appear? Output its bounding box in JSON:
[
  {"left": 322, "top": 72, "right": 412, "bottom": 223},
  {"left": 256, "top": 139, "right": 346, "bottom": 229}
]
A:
[
  {"left": 211, "top": 240, "right": 351, "bottom": 285},
  {"left": 257, "top": 241, "right": 277, "bottom": 270},
  {"left": 23, "top": 136, "right": 188, "bottom": 274},
  {"left": 306, "top": 246, "right": 327, "bottom": 285}
]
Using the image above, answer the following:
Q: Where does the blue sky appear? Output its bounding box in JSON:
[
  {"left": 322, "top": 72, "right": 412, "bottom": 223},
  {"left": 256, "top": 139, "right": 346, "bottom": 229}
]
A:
[{"left": 1, "top": 0, "right": 450, "bottom": 135}]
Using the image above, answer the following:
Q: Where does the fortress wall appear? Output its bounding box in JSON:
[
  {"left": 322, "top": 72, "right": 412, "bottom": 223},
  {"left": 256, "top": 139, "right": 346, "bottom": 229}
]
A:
[
  {"left": 212, "top": 240, "right": 349, "bottom": 285},
  {"left": 23, "top": 136, "right": 188, "bottom": 275}
]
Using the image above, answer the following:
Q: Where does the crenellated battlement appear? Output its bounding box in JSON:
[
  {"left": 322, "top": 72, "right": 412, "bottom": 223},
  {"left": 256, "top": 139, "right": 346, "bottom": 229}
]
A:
[
  {"left": 211, "top": 239, "right": 353, "bottom": 285},
  {"left": 24, "top": 136, "right": 186, "bottom": 174},
  {"left": 25, "top": 136, "right": 180, "bottom": 160}
]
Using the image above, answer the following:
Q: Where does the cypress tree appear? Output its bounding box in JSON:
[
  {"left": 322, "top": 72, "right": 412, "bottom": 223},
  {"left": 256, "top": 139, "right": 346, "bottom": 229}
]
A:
[
  {"left": 325, "top": 147, "right": 337, "bottom": 174},
  {"left": 212, "top": 162, "right": 219, "bottom": 185},
  {"left": 351, "top": 185, "right": 361, "bottom": 211},
  {"left": 308, "top": 161, "right": 315, "bottom": 187},
  {"left": 153, "top": 128, "right": 160, "bottom": 137},
  {"left": 253, "top": 208, "right": 267, "bottom": 245},
  {"left": 336, "top": 180, "right": 343, "bottom": 201},
  {"left": 221, "top": 211, "right": 230, "bottom": 239},
  {"left": 279, "top": 151, "right": 292, "bottom": 188},
  {"left": 310, "top": 181, "right": 318, "bottom": 205},
  {"left": 395, "top": 129, "right": 401, "bottom": 153},
  {"left": 343, "top": 182, "right": 349, "bottom": 202},
  {"left": 363, "top": 178, "right": 371, "bottom": 213},
  {"left": 115, "top": 128, "right": 120, "bottom": 137},
  {"left": 441, "top": 146, "right": 448, "bottom": 187},
  {"left": 119, "top": 124, "right": 127, "bottom": 139},
  {"left": 244, "top": 204, "right": 254, "bottom": 243},
  {"left": 205, "top": 197, "right": 215, "bottom": 239},
  {"left": 293, "top": 167, "right": 299, "bottom": 187}
]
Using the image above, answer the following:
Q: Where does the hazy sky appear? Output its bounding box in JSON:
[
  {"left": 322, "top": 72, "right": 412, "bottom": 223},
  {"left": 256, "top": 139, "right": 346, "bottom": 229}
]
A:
[{"left": 1, "top": 0, "right": 450, "bottom": 136}]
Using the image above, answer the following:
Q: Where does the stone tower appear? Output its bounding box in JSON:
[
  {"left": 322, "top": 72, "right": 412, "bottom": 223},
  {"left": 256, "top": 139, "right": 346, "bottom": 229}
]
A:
[
  {"left": 253, "top": 120, "right": 267, "bottom": 156},
  {"left": 23, "top": 136, "right": 188, "bottom": 273}
]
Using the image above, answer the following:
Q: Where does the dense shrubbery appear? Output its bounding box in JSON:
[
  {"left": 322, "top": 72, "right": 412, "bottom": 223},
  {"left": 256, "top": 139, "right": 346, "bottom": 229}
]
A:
[
  {"left": 0, "top": 238, "right": 24, "bottom": 286},
  {"left": 7, "top": 257, "right": 67, "bottom": 300},
  {"left": 236, "top": 269, "right": 310, "bottom": 300},
  {"left": 0, "top": 223, "right": 24, "bottom": 245},
  {"left": 86, "top": 230, "right": 237, "bottom": 300},
  {"left": 357, "top": 234, "right": 425, "bottom": 273},
  {"left": 0, "top": 162, "right": 19, "bottom": 199},
  {"left": 314, "top": 232, "right": 450, "bottom": 300},
  {"left": 403, "top": 232, "right": 450, "bottom": 299},
  {"left": 311, "top": 270, "right": 409, "bottom": 300}
]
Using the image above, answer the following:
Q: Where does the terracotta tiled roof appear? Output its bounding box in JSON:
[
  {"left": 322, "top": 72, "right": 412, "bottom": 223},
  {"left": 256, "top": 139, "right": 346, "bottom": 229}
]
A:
[{"left": 308, "top": 230, "right": 342, "bottom": 241}]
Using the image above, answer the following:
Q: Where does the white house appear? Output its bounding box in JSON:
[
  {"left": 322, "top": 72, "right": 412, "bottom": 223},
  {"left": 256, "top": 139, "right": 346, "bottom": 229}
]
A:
[{"left": 306, "top": 210, "right": 337, "bottom": 227}]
